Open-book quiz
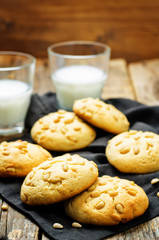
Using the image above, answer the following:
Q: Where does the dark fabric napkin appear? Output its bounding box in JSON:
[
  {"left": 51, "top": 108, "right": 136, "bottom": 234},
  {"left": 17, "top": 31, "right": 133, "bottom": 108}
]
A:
[{"left": 1, "top": 92, "right": 159, "bottom": 240}]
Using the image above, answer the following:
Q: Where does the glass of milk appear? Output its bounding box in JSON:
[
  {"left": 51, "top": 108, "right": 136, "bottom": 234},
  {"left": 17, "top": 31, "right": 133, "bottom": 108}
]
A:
[
  {"left": 0, "top": 51, "right": 36, "bottom": 136},
  {"left": 48, "top": 41, "right": 111, "bottom": 111}
]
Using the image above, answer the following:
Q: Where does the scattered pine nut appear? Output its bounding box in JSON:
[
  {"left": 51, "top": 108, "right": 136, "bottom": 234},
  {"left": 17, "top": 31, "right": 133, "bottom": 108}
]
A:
[
  {"left": 1, "top": 203, "right": 8, "bottom": 211},
  {"left": 72, "top": 222, "right": 82, "bottom": 228},
  {"left": 53, "top": 223, "right": 63, "bottom": 229},
  {"left": 151, "top": 178, "right": 159, "bottom": 184},
  {"left": 157, "top": 192, "right": 159, "bottom": 198}
]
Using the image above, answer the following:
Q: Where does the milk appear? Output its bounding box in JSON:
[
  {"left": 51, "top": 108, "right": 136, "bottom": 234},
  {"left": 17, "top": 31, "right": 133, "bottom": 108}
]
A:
[
  {"left": 52, "top": 65, "right": 107, "bottom": 110},
  {"left": 0, "top": 80, "right": 32, "bottom": 128}
]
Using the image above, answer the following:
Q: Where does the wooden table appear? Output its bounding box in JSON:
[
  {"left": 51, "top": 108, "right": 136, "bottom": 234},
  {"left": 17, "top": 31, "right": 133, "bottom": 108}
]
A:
[{"left": 1, "top": 58, "right": 159, "bottom": 240}]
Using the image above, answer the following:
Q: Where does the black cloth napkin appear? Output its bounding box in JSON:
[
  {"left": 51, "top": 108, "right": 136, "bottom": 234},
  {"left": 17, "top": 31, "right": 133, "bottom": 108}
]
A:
[{"left": 1, "top": 92, "right": 159, "bottom": 240}]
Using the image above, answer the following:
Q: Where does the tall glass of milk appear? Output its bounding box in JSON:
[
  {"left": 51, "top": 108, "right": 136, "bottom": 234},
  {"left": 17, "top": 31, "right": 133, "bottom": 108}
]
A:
[
  {"left": 48, "top": 41, "right": 111, "bottom": 111},
  {"left": 0, "top": 51, "right": 36, "bottom": 136}
]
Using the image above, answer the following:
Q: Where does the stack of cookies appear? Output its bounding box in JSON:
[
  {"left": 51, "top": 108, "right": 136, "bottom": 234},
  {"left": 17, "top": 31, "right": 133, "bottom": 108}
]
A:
[
  {"left": 1, "top": 97, "right": 152, "bottom": 226},
  {"left": 21, "top": 154, "right": 98, "bottom": 205},
  {"left": 20, "top": 158, "right": 149, "bottom": 226}
]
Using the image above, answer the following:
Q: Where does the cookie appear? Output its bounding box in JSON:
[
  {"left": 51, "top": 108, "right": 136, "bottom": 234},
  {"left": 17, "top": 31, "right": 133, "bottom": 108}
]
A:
[
  {"left": 31, "top": 110, "right": 96, "bottom": 151},
  {"left": 73, "top": 98, "right": 129, "bottom": 134},
  {"left": 20, "top": 154, "right": 98, "bottom": 205},
  {"left": 65, "top": 175, "right": 149, "bottom": 226},
  {"left": 106, "top": 130, "right": 159, "bottom": 173},
  {"left": 0, "top": 140, "right": 52, "bottom": 177}
]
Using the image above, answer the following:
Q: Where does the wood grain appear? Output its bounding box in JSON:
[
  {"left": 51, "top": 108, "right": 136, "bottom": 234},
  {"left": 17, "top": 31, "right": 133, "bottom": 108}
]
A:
[
  {"left": 129, "top": 59, "right": 159, "bottom": 105},
  {"left": 0, "top": 202, "right": 39, "bottom": 240},
  {"left": 0, "top": 0, "right": 159, "bottom": 61},
  {"left": 102, "top": 59, "right": 135, "bottom": 100},
  {"left": 0, "top": 200, "right": 8, "bottom": 238},
  {"left": 42, "top": 234, "right": 50, "bottom": 240},
  {"left": 106, "top": 217, "right": 159, "bottom": 240},
  {"left": 34, "top": 59, "right": 54, "bottom": 95}
]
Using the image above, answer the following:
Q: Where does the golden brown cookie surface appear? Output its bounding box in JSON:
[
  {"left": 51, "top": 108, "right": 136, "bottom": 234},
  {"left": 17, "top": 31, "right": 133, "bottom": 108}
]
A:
[
  {"left": 106, "top": 130, "right": 159, "bottom": 173},
  {"left": 20, "top": 154, "right": 98, "bottom": 205},
  {"left": 0, "top": 140, "right": 52, "bottom": 177},
  {"left": 73, "top": 98, "right": 129, "bottom": 134},
  {"left": 31, "top": 110, "right": 96, "bottom": 151},
  {"left": 65, "top": 176, "right": 149, "bottom": 226}
]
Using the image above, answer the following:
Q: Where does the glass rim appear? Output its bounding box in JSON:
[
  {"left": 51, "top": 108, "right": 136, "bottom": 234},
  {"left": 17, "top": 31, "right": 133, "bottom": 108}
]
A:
[
  {"left": 47, "top": 41, "right": 111, "bottom": 59},
  {"left": 0, "top": 51, "right": 36, "bottom": 71}
]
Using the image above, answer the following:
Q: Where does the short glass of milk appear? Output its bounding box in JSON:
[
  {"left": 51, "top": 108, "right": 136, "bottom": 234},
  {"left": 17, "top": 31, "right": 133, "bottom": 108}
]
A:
[
  {"left": 48, "top": 41, "right": 111, "bottom": 111},
  {"left": 0, "top": 51, "right": 36, "bottom": 136}
]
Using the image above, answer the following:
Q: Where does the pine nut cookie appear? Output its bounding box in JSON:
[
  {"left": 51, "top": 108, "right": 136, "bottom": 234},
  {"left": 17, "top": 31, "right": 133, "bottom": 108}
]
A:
[
  {"left": 20, "top": 154, "right": 98, "bottom": 205},
  {"left": 31, "top": 110, "right": 96, "bottom": 151},
  {"left": 106, "top": 130, "right": 159, "bottom": 173},
  {"left": 73, "top": 98, "right": 129, "bottom": 134},
  {"left": 65, "top": 175, "right": 149, "bottom": 226},
  {"left": 0, "top": 140, "right": 52, "bottom": 177}
]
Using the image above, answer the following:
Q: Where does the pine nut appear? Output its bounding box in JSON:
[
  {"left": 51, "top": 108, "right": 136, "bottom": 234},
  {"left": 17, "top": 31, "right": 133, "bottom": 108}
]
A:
[
  {"left": 72, "top": 222, "right": 82, "bottom": 228},
  {"left": 1, "top": 203, "right": 8, "bottom": 211},
  {"left": 151, "top": 178, "right": 159, "bottom": 184},
  {"left": 62, "top": 163, "right": 68, "bottom": 172},
  {"left": 53, "top": 223, "right": 63, "bottom": 229},
  {"left": 95, "top": 201, "right": 105, "bottom": 209},
  {"left": 90, "top": 191, "right": 100, "bottom": 198},
  {"left": 115, "top": 203, "right": 124, "bottom": 213}
]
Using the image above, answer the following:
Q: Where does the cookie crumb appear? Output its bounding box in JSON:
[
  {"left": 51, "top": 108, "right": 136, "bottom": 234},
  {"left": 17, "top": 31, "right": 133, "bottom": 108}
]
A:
[
  {"left": 53, "top": 223, "right": 63, "bottom": 229},
  {"left": 151, "top": 178, "right": 159, "bottom": 184},
  {"left": 72, "top": 222, "right": 82, "bottom": 228}
]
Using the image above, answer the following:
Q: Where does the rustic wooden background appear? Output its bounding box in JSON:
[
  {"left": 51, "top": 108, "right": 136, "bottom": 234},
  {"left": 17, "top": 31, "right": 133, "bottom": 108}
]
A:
[{"left": 0, "top": 0, "right": 159, "bottom": 62}]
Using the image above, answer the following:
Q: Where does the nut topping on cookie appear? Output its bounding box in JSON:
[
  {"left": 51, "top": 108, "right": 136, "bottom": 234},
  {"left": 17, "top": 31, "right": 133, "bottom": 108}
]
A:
[
  {"left": 21, "top": 154, "right": 98, "bottom": 205},
  {"left": 65, "top": 176, "right": 149, "bottom": 226},
  {"left": 0, "top": 140, "right": 52, "bottom": 177},
  {"left": 115, "top": 204, "right": 124, "bottom": 214},
  {"left": 106, "top": 130, "right": 159, "bottom": 173},
  {"left": 31, "top": 111, "right": 96, "bottom": 151},
  {"left": 73, "top": 97, "right": 129, "bottom": 134}
]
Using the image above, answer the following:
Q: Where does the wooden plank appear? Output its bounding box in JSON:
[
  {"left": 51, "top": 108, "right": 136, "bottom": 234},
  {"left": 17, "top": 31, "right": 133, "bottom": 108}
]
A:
[
  {"left": 128, "top": 59, "right": 159, "bottom": 105},
  {"left": 34, "top": 59, "right": 55, "bottom": 95},
  {"left": 0, "top": 0, "right": 159, "bottom": 62},
  {"left": 107, "top": 217, "right": 159, "bottom": 240},
  {"left": 0, "top": 200, "right": 8, "bottom": 239},
  {"left": 102, "top": 59, "right": 135, "bottom": 100},
  {"left": 6, "top": 205, "right": 39, "bottom": 240},
  {"left": 0, "top": 198, "right": 39, "bottom": 240},
  {"left": 42, "top": 234, "right": 50, "bottom": 240}
]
